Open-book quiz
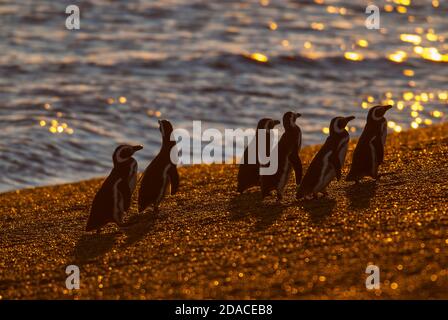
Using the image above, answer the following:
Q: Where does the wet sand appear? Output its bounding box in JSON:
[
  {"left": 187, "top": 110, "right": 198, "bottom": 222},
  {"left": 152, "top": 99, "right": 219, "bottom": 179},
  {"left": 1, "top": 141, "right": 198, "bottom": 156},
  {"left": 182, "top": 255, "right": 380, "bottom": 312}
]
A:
[{"left": 0, "top": 123, "right": 447, "bottom": 299}]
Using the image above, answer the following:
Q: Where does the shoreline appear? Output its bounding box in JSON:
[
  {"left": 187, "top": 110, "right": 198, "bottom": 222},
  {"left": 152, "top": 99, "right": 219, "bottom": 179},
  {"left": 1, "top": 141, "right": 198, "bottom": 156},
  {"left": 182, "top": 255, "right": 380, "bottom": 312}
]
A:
[{"left": 0, "top": 123, "right": 447, "bottom": 299}]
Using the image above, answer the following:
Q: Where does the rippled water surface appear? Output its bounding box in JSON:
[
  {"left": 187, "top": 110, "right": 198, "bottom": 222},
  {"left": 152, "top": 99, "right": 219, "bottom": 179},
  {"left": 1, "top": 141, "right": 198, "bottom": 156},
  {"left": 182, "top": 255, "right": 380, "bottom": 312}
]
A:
[{"left": 0, "top": 0, "right": 447, "bottom": 192}]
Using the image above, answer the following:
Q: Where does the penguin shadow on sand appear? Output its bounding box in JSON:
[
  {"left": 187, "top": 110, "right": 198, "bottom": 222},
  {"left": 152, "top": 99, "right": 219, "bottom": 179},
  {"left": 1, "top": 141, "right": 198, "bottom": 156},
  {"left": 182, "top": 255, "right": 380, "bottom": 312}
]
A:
[
  {"left": 119, "top": 210, "right": 160, "bottom": 247},
  {"left": 345, "top": 180, "right": 378, "bottom": 211},
  {"left": 73, "top": 232, "right": 119, "bottom": 265},
  {"left": 300, "top": 197, "right": 337, "bottom": 224},
  {"left": 228, "top": 191, "right": 285, "bottom": 231}
]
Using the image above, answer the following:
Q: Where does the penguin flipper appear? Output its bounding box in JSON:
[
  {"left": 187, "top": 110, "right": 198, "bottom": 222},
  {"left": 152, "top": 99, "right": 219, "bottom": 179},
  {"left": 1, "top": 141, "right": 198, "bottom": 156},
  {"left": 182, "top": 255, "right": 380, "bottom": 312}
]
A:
[
  {"left": 288, "top": 152, "right": 302, "bottom": 185},
  {"left": 138, "top": 158, "right": 163, "bottom": 213},
  {"left": 138, "top": 172, "right": 152, "bottom": 214},
  {"left": 119, "top": 179, "right": 132, "bottom": 212},
  {"left": 86, "top": 181, "right": 114, "bottom": 231},
  {"left": 373, "top": 135, "right": 384, "bottom": 164},
  {"left": 329, "top": 149, "right": 342, "bottom": 181},
  {"left": 169, "top": 165, "right": 179, "bottom": 195},
  {"left": 331, "top": 134, "right": 349, "bottom": 181}
]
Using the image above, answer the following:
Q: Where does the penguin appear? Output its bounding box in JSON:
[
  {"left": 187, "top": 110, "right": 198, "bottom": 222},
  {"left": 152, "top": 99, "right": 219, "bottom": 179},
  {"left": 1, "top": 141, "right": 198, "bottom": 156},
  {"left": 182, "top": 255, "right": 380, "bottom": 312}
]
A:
[
  {"left": 86, "top": 144, "right": 143, "bottom": 233},
  {"left": 296, "top": 116, "right": 355, "bottom": 199},
  {"left": 237, "top": 118, "right": 280, "bottom": 193},
  {"left": 138, "top": 119, "right": 179, "bottom": 213},
  {"left": 260, "top": 111, "right": 302, "bottom": 201},
  {"left": 346, "top": 105, "right": 392, "bottom": 183}
]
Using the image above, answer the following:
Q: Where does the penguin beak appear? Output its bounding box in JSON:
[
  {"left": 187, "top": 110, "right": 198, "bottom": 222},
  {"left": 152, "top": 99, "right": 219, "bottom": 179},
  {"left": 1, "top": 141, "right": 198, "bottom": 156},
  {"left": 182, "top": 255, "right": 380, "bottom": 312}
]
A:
[
  {"left": 383, "top": 105, "right": 393, "bottom": 112},
  {"left": 132, "top": 145, "right": 143, "bottom": 152},
  {"left": 340, "top": 116, "right": 355, "bottom": 128},
  {"left": 296, "top": 113, "right": 302, "bottom": 118},
  {"left": 376, "top": 105, "right": 392, "bottom": 117},
  {"left": 344, "top": 116, "right": 355, "bottom": 122}
]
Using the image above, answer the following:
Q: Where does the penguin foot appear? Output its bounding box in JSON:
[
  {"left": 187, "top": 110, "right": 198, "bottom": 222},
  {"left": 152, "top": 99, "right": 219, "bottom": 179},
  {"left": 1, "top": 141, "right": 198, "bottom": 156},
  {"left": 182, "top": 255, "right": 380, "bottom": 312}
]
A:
[
  {"left": 261, "top": 190, "right": 271, "bottom": 200},
  {"left": 276, "top": 193, "right": 283, "bottom": 202},
  {"left": 118, "top": 222, "right": 135, "bottom": 232}
]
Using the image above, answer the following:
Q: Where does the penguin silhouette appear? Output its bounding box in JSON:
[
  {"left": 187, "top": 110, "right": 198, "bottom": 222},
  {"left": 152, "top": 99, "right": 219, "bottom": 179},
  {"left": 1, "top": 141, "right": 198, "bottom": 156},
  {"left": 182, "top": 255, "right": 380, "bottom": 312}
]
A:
[
  {"left": 260, "top": 111, "right": 302, "bottom": 201},
  {"left": 297, "top": 116, "right": 355, "bottom": 199},
  {"left": 237, "top": 118, "right": 280, "bottom": 193},
  {"left": 346, "top": 105, "right": 392, "bottom": 183},
  {"left": 138, "top": 119, "right": 179, "bottom": 213},
  {"left": 86, "top": 144, "right": 143, "bottom": 233}
]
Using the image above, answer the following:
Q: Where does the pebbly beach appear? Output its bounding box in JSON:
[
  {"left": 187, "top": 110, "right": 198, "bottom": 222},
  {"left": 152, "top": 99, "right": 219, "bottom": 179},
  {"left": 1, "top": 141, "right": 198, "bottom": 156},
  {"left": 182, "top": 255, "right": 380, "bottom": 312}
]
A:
[{"left": 0, "top": 123, "right": 447, "bottom": 299}]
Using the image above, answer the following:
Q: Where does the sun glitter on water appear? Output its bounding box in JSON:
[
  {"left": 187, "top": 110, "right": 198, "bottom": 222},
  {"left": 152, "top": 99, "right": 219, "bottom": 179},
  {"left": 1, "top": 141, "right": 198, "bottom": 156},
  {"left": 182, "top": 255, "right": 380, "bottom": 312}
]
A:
[{"left": 246, "top": 52, "right": 269, "bottom": 63}]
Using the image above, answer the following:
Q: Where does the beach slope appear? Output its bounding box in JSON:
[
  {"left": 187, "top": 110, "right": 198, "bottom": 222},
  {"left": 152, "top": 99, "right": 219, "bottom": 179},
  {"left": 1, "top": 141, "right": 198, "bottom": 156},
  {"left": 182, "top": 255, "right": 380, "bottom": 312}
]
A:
[{"left": 0, "top": 124, "right": 447, "bottom": 299}]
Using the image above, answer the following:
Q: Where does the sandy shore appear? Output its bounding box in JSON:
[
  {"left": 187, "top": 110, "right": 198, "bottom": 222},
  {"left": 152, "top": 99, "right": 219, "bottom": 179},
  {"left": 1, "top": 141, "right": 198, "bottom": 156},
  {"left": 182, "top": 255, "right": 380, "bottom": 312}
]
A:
[{"left": 0, "top": 124, "right": 447, "bottom": 299}]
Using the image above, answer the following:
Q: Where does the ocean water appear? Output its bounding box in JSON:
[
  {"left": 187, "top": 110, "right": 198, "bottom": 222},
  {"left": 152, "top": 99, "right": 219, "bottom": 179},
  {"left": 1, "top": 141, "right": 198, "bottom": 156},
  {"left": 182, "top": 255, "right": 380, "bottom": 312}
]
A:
[{"left": 0, "top": 0, "right": 447, "bottom": 192}]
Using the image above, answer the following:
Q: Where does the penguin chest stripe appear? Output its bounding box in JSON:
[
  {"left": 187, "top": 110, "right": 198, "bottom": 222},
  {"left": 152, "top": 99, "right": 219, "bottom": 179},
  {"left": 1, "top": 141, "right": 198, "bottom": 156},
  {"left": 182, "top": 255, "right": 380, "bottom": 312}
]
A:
[
  {"left": 381, "top": 122, "right": 387, "bottom": 146},
  {"left": 338, "top": 137, "right": 349, "bottom": 165},
  {"left": 112, "top": 178, "right": 124, "bottom": 223},
  {"left": 129, "top": 162, "right": 138, "bottom": 192},
  {"left": 277, "top": 159, "right": 290, "bottom": 191},
  {"left": 315, "top": 152, "right": 335, "bottom": 192},
  {"left": 369, "top": 137, "right": 377, "bottom": 174},
  {"left": 157, "top": 165, "right": 172, "bottom": 203}
]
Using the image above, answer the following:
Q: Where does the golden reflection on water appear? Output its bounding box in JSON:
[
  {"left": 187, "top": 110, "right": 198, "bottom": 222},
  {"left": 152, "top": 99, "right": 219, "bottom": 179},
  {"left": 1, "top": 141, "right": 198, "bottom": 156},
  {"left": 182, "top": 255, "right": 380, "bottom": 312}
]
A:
[
  {"left": 246, "top": 52, "right": 269, "bottom": 63},
  {"left": 358, "top": 88, "right": 447, "bottom": 132},
  {"left": 38, "top": 104, "right": 75, "bottom": 135},
  {"left": 403, "top": 69, "right": 414, "bottom": 77},
  {"left": 400, "top": 34, "right": 421, "bottom": 45},
  {"left": 310, "top": 22, "right": 325, "bottom": 31},
  {"left": 396, "top": 6, "right": 407, "bottom": 14},
  {"left": 269, "top": 21, "right": 277, "bottom": 31},
  {"left": 118, "top": 96, "right": 127, "bottom": 104},
  {"left": 356, "top": 39, "right": 369, "bottom": 48},
  {"left": 35, "top": 0, "right": 446, "bottom": 138},
  {"left": 394, "top": 0, "right": 411, "bottom": 6},
  {"left": 147, "top": 110, "right": 162, "bottom": 118},
  {"left": 388, "top": 51, "right": 407, "bottom": 63},
  {"left": 344, "top": 52, "right": 363, "bottom": 61},
  {"left": 281, "top": 40, "right": 290, "bottom": 48}
]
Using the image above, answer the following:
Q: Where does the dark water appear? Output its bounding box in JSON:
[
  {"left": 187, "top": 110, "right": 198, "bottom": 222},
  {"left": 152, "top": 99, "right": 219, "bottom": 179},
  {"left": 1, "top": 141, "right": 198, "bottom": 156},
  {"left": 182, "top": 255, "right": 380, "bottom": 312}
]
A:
[{"left": 0, "top": 0, "right": 447, "bottom": 192}]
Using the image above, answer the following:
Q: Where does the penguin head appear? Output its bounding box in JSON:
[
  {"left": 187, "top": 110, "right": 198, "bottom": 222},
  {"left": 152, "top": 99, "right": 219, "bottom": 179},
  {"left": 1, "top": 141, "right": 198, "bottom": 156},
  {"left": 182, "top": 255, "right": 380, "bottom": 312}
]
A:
[
  {"left": 282, "top": 112, "right": 302, "bottom": 129},
  {"left": 368, "top": 105, "right": 392, "bottom": 122},
  {"left": 158, "top": 119, "right": 174, "bottom": 140},
  {"left": 257, "top": 118, "right": 281, "bottom": 130},
  {"left": 330, "top": 116, "right": 355, "bottom": 135},
  {"left": 268, "top": 119, "right": 281, "bottom": 129},
  {"left": 113, "top": 144, "right": 143, "bottom": 164},
  {"left": 257, "top": 118, "right": 272, "bottom": 130}
]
